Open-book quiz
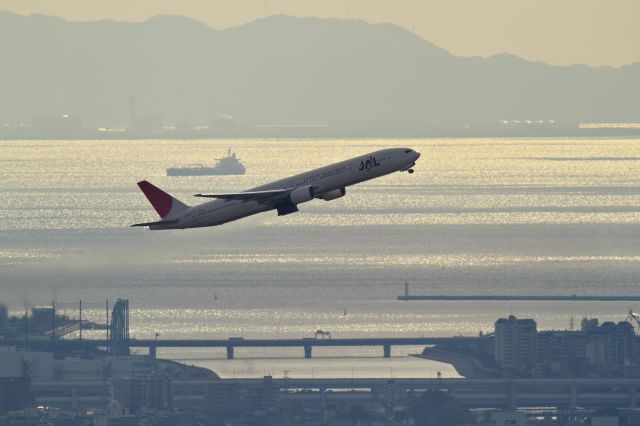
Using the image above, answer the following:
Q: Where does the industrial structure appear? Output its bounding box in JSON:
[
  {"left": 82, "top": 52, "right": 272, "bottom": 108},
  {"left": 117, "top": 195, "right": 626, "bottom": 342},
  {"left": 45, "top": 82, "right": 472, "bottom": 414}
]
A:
[
  {"left": 4, "top": 299, "right": 640, "bottom": 424},
  {"left": 110, "top": 298, "right": 130, "bottom": 356}
]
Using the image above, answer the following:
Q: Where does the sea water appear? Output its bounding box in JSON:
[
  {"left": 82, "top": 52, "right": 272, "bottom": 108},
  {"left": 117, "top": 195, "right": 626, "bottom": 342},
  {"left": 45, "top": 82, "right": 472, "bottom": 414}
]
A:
[{"left": 2, "top": 138, "right": 640, "bottom": 378}]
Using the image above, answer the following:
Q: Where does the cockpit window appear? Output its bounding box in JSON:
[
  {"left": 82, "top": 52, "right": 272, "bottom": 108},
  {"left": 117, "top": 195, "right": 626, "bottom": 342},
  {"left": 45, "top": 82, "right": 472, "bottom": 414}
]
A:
[{"left": 404, "top": 149, "right": 412, "bottom": 153}]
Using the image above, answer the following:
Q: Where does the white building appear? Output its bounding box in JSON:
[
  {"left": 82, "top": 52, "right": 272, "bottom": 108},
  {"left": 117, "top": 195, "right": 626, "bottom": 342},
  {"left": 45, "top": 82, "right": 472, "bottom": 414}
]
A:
[
  {"left": 0, "top": 347, "right": 150, "bottom": 381},
  {"left": 0, "top": 347, "right": 54, "bottom": 380}
]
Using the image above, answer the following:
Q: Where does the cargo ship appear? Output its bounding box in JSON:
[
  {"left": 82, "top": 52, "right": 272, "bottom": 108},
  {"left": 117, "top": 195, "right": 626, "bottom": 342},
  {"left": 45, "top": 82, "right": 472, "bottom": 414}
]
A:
[{"left": 167, "top": 149, "right": 245, "bottom": 176}]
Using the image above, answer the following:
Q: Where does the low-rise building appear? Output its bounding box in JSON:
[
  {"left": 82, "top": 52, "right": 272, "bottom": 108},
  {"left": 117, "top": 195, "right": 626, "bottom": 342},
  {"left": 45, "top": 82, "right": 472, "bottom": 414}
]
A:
[
  {"left": 477, "top": 410, "right": 527, "bottom": 426},
  {"left": 206, "top": 381, "right": 241, "bottom": 417},
  {"left": 591, "top": 416, "right": 620, "bottom": 426}
]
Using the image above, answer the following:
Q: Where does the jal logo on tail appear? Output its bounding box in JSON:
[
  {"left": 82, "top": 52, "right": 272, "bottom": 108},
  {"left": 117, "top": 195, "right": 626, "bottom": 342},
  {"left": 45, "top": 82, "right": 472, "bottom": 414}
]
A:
[{"left": 358, "top": 156, "right": 380, "bottom": 171}]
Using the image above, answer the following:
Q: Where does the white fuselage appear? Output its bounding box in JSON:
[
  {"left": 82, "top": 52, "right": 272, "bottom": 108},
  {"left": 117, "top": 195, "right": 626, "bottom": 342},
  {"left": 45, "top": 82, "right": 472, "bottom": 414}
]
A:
[{"left": 155, "top": 148, "right": 419, "bottom": 229}]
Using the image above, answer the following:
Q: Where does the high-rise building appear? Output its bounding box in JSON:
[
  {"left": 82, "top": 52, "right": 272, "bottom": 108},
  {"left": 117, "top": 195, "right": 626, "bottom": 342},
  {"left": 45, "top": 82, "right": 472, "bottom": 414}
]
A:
[
  {"left": 144, "top": 373, "right": 172, "bottom": 410},
  {"left": 244, "top": 375, "right": 280, "bottom": 419},
  {"left": 260, "top": 375, "right": 280, "bottom": 412},
  {"left": 494, "top": 315, "right": 537, "bottom": 372},
  {"left": 110, "top": 299, "right": 130, "bottom": 356},
  {"left": 0, "top": 304, "right": 7, "bottom": 330},
  {"left": 110, "top": 373, "right": 171, "bottom": 413},
  {"left": 111, "top": 377, "right": 145, "bottom": 413},
  {"left": 587, "top": 322, "right": 635, "bottom": 366}
]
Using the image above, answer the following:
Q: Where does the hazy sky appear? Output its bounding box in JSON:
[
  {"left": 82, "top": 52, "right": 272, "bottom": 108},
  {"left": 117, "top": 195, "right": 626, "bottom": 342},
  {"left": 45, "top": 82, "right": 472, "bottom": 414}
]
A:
[{"left": 3, "top": 0, "right": 639, "bottom": 67}]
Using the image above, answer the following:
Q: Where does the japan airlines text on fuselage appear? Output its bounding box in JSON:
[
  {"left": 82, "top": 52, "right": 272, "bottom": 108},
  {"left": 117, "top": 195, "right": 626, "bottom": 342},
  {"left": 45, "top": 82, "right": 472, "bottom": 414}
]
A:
[{"left": 132, "top": 148, "right": 420, "bottom": 230}]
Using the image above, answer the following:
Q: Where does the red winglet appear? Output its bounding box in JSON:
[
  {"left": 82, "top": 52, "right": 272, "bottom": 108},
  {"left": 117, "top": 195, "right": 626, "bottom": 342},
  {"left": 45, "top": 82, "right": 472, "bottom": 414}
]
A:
[{"left": 137, "top": 180, "right": 173, "bottom": 218}]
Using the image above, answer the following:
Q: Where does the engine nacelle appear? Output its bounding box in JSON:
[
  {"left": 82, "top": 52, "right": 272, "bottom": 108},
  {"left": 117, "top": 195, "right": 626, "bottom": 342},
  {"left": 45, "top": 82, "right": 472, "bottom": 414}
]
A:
[
  {"left": 319, "top": 188, "right": 346, "bottom": 201},
  {"left": 289, "top": 185, "right": 315, "bottom": 204}
]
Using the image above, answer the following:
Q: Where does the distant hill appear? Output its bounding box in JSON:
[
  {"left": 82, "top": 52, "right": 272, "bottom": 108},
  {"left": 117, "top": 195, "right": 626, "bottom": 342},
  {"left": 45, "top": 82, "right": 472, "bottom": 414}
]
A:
[{"left": 0, "top": 11, "right": 638, "bottom": 133}]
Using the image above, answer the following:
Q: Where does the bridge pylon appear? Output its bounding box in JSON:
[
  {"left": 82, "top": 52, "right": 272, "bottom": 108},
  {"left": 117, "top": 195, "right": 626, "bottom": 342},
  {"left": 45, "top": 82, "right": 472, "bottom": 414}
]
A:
[{"left": 383, "top": 344, "right": 391, "bottom": 358}]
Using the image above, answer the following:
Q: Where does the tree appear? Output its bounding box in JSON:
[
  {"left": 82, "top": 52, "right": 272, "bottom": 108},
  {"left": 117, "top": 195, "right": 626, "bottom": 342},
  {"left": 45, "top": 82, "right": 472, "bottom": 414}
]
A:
[
  {"left": 348, "top": 404, "right": 371, "bottom": 425},
  {"left": 407, "top": 390, "right": 471, "bottom": 426}
]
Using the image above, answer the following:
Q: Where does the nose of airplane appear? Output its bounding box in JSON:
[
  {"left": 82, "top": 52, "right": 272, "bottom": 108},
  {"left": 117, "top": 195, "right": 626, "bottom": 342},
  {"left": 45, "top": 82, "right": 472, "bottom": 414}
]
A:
[{"left": 403, "top": 148, "right": 421, "bottom": 163}]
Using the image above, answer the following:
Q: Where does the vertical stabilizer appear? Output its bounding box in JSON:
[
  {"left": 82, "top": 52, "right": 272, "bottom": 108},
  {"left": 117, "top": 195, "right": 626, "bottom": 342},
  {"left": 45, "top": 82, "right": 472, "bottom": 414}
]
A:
[{"left": 137, "top": 180, "right": 189, "bottom": 219}]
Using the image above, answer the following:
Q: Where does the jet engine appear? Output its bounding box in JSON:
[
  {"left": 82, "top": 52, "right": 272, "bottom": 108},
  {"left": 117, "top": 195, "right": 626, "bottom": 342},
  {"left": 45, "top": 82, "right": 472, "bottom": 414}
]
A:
[
  {"left": 319, "top": 188, "right": 346, "bottom": 201},
  {"left": 289, "top": 185, "right": 315, "bottom": 204},
  {"left": 276, "top": 185, "right": 315, "bottom": 216}
]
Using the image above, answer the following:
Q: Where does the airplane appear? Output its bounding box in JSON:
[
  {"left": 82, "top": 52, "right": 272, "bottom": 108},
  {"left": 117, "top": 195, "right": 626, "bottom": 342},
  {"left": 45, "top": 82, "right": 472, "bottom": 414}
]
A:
[{"left": 132, "top": 147, "right": 420, "bottom": 230}]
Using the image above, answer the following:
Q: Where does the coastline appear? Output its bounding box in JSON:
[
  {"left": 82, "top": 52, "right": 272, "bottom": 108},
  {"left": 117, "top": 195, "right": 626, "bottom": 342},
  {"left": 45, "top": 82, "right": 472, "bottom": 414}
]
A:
[
  {"left": 2, "top": 126, "right": 640, "bottom": 141},
  {"left": 415, "top": 347, "right": 499, "bottom": 379},
  {"left": 157, "top": 358, "right": 220, "bottom": 380}
]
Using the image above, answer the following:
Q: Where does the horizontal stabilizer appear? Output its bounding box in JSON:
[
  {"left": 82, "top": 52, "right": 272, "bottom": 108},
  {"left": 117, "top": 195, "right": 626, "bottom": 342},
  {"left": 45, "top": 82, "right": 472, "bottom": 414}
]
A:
[
  {"left": 130, "top": 219, "right": 179, "bottom": 228},
  {"left": 194, "top": 189, "right": 289, "bottom": 200}
]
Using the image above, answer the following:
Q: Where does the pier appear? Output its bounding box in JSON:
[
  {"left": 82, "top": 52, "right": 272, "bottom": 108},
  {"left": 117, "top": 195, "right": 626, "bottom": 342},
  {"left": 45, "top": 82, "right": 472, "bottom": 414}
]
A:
[
  {"left": 397, "top": 295, "right": 640, "bottom": 301},
  {"left": 397, "top": 282, "right": 640, "bottom": 302}
]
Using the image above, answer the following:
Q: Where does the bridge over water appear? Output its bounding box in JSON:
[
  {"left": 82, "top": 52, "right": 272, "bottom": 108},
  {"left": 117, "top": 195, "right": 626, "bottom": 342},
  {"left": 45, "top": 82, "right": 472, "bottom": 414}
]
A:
[{"left": 0, "top": 336, "right": 483, "bottom": 359}]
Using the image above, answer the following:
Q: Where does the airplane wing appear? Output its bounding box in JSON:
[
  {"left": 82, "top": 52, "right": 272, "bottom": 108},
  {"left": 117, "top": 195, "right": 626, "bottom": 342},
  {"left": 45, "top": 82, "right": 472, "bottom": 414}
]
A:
[
  {"left": 130, "top": 219, "right": 179, "bottom": 227},
  {"left": 193, "top": 189, "right": 290, "bottom": 201}
]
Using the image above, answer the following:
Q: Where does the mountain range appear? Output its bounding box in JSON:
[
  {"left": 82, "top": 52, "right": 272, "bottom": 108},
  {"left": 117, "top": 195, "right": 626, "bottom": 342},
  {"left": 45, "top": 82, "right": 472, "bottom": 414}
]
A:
[{"left": 0, "top": 11, "right": 638, "bottom": 132}]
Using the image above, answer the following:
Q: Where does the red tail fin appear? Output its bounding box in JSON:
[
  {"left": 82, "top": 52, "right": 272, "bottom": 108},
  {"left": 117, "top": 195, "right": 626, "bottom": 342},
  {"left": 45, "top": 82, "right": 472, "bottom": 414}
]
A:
[{"left": 137, "top": 180, "right": 188, "bottom": 218}]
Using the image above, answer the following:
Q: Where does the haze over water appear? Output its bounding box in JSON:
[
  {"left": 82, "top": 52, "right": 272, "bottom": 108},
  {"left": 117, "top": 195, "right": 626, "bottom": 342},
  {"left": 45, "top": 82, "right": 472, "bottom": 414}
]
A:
[{"left": 2, "top": 138, "right": 640, "bottom": 378}]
